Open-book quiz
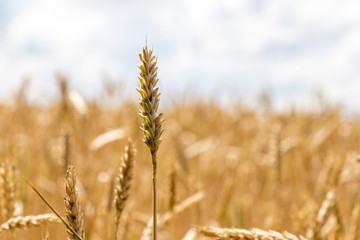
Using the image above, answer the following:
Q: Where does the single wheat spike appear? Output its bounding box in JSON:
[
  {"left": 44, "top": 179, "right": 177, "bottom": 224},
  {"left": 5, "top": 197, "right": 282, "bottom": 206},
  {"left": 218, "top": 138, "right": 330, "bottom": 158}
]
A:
[
  {"left": 306, "top": 190, "right": 336, "bottom": 239},
  {"left": 137, "top": 45, "right": 164, "bottom": 156},
  {"left": 0, "top": 163, "right": 6, "bottom": 223},
  {"left": 196, "top": 226, "right": 308, "bottom": 240},
  {"left": 0, "top": 214, "right": 60, "bottom": 232},
  {"left": 24, "top": 178, "right": 83, "bottom": 240},
  {"left": 114, "top": 142, "right": 135, "bottom": 239},
  {"left": 137, "top": 44, "right": 164, "bottom": 240},
  {"left": 0, "top": 161, "right": 16, "bottom": 222},
  {"left": 317, "top": 191, "right": 335, "bottom": 224},
  {"left": 65, "top": 165, "right": 85, "bottom": 240}
]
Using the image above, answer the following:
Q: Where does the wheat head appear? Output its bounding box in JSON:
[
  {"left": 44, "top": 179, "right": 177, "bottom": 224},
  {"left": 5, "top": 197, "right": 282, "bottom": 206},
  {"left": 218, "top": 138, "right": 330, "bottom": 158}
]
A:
[
  {"left": 137, "top": 45, "right": 164, "bottom": 157},
  {"left": 196, "top": 226, "right": 308, "bottom": 240},
  {"left": 64, "top": 165, "right": 85, "bottom": 240},
  {"left": 114, "top": 142, "right": 135, "bottom": 228},
  {"left": 0, "top": 161, "right": 16, "bottom": 222},
  {"left": 0, "top": 214, "right": 60, "bottom": 232}
]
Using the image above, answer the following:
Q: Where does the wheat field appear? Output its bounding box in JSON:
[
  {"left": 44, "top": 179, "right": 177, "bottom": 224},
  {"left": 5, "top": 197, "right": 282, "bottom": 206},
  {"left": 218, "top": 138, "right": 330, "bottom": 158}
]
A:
[{"left": 0, "top": 47, "right": 360, "bottom": 240}]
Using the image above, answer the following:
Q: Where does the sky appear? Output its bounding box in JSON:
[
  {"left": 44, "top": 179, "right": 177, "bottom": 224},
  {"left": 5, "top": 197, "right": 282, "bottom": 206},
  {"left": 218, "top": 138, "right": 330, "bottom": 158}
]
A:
[{"left": 0, "top": 0, "right": 360, "bottom": 112}]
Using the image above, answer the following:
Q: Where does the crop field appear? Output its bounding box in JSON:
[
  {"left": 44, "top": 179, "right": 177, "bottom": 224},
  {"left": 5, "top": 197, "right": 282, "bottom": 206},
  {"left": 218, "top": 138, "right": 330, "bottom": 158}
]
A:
[{"left": 0, "top": 47, "right": 360, "bottom": 240}]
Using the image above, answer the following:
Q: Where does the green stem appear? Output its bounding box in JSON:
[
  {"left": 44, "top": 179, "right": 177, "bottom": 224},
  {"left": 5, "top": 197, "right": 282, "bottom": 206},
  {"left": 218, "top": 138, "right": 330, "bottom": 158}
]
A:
[{"left": 151, "top": 151, "right": 157, "bottom": 240}]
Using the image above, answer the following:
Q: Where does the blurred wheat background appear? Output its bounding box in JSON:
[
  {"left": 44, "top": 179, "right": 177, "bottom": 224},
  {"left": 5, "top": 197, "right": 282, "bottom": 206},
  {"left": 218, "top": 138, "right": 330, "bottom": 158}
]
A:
[
  {"left": 1, "top": 1, "right": 360, "bottom": 240},
  {"left": 1, "top": 75, "right": 360, "bottom": 239}
]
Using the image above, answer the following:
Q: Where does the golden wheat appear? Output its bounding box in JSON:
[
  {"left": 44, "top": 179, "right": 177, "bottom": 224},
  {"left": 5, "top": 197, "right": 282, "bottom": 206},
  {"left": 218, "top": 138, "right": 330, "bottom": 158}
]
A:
[
  {"left": 0, "top": 161, "right": 16, "bottom": 222},
  {"left": 64, "top": 165, "right": 85, "bottom": 240},
  {"left": 0, "top": 214, "right": 60, "bottom": 232},
  {"left": 1, "top": 50, "right": 360, "bottom": 240},
  {"left": 137, "top": 44, "right": 164, "bottom": 240},
  {"left": 114, "top": 141, "right": 135, "bottom": 239},
  {"left": 196, "top": 226, "right": 308, "bottom": 240}
]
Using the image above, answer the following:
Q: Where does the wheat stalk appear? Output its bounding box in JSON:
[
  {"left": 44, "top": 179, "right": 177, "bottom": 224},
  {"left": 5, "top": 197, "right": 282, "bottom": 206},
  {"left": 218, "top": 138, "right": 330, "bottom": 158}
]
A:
[
  {"left": 63, "top": 131, "right": 71, "bottom": 173},
  {"left": 107, "top": 170, "right": 116, "bottom": 212},
  {"left": 114, "top": 141, "right": 135, "bottom": 240},
  {"left": 137, "top": 44, "right": 164, "bottom": 240},
  {"left": 0, "top": 214, "right": 60, "bottom": 232},
  {"left": 58, "top": 75, "right": 70, "bottom": 118},
  {"left": 65, "top": 165, "right": 85, "bottom": 240},
  {"left": 168, "top": 167, "right": 176, "bottom": 212},
  {"left": 196, "top": 226, "right": 308, "bottom": 240}
]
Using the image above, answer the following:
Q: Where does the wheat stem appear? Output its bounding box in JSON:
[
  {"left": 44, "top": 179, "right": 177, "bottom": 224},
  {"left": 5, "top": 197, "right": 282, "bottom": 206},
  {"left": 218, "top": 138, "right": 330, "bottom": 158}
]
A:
[{"left": 152, "top": 151, "right": 157, "bottom": 240}]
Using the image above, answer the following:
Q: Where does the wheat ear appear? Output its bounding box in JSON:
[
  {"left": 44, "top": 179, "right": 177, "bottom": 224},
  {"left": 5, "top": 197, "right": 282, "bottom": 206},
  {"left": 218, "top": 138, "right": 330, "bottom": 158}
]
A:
[
  {"left": 196, "top": 226, "right": 308, "bottom": 240},
  {"left": 137, "top": 45, "right": 164, "bottom": 240},
  {"left": 114, "top": 141, "right": 135, "bottom": 239},
  {"left": 0, "top": 214, "right": 60, "bottom": 232},
  {"left": 65, "top": 165, "right": 85, "bottom": 240},
  {"left": 24, "top": 177, "right": 83, "bottom": 240},
  {"left": 0, "top": 161, "right": 16, "bottom": 222},
  {"left": 306, "top": 190, "right": 336, "bottom": 239}
]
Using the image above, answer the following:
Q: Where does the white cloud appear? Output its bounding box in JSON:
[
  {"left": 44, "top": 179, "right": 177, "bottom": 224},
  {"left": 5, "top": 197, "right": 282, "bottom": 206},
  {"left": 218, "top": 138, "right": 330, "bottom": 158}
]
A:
[{"left": 0, "top": 0, "right": 359, "bottom": 111}]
